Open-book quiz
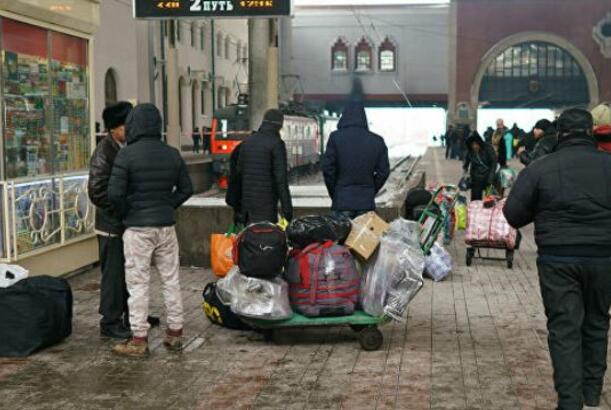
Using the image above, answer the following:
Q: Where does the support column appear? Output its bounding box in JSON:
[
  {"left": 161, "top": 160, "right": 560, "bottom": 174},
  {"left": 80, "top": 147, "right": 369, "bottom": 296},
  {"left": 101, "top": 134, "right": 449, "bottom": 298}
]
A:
[
  {"left": 166, "top": 20, "right": 181, "bottom": 148},
  {"left": 249, "top": 18, "right": 279, "bottom": 130}
]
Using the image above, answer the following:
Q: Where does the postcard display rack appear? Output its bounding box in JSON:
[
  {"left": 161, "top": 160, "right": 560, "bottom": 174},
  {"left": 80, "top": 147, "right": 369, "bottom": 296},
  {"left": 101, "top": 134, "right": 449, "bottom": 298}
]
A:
[{"left": 1, "top": 19, "right": 92, "bottom": 256}]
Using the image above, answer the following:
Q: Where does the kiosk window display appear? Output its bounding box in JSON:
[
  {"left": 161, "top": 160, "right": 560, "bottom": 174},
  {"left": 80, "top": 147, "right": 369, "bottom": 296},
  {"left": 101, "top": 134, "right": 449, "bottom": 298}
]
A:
[{"left": 2, "top": 18, "right": 90, "bottom": 179}]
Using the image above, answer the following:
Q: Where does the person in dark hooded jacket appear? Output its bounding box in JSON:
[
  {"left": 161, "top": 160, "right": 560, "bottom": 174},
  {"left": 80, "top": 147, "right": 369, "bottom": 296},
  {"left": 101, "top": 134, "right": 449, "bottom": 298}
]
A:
[
  {"left": 503, "top": 109, "right": 611, "bottom": 410},
  {"left": 321, "top": 102, "right": 390, "bottom": 218},
  {"left": 108, "top": 103, "right": 193, "bottom": 357},
  {"left": 237, "top": 109, "right": 293, "bottom": 224},
  {"left": 518, "top": 119, "right": 557, "bottom": 166},
  {"left": 462, "top": 131, "right": 497, "bottom": 201}
]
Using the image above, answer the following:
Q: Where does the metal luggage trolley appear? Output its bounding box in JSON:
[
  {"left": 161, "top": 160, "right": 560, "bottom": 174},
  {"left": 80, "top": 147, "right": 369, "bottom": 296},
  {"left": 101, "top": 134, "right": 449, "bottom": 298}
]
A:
[
  {"left": 418, "top": 185, "right": 460, "bottom": 254},
  {"left": 465, "top": 242, "right": 515, "bottom": 269},
  {"left": 464, "top": 196, "right": 519, "bottom": 269},
  {"left": 242, "top": 312, "right": 391, "bottom": 351}
]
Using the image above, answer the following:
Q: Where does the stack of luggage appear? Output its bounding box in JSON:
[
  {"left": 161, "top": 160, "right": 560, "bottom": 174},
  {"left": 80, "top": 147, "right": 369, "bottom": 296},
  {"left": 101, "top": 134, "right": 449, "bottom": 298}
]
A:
[{"left": 204, "top": 212, "right": 428, "bottom": 330}]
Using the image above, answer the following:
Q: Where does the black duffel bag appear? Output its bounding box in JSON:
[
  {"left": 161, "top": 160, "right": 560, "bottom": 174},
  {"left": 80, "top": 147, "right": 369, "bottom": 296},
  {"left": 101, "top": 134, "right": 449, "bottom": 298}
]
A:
[
  {"left": 202, "top": 282, "right": 251, "bottom": 331},
  {"left": 233, "top": 222, "right": 288, "bottom": 279},
  {"left": 287, "top": 214, "right": 352, "bottom": 249},
  {"left": 0, "top": 276, "right": 72, "bottom": 357}
]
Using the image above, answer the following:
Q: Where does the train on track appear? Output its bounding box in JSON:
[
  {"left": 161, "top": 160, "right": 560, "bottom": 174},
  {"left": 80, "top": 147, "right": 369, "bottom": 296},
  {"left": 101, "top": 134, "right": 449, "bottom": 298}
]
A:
[{"left": 209, "top": 102, "right": 339, "bottom": 188}]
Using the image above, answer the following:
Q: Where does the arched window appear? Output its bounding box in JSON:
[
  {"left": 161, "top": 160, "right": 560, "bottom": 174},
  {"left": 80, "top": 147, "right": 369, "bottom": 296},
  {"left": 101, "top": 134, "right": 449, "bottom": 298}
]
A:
[
  {"left": 225, "top": 37, "right": 231, "bottom": 60},
  {"left": 355, "top": 37, "right": 373, "bottom": 72},
  {"left": 192, "top": 82, "right": 199, "bottom": 129},
  {"left": 379, "top": 37, "right": 396, "bottom": 72},
  {"left": 104, "top": 69, "right": 117, "bottom": 108},
  {"left": 331, "top": 38, "right": 348, "bottom": 71},
  {"left": 217, "top": 87, "right": 224, "bottom": 109},
  {"left": 175, "top": 20, "right": 181, "bottom": 43},
  {"left": 480, "top": 41, "right": 589, "bottom": 108},
  {"left": 216, "top": 32, "right": 223, "bottom": 57}
]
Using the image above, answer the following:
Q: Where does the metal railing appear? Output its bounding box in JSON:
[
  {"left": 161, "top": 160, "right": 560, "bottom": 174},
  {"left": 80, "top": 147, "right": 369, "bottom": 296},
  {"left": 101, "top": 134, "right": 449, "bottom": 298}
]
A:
[{"left": 0, "top": 173, "right": 95, "bottom": 262}]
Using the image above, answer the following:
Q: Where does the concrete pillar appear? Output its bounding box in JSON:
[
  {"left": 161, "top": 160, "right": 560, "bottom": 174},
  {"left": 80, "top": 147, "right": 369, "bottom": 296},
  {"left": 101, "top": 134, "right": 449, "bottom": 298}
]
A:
[
  {"left": 166, "top": 20, "right": 181, "bottom": 148},
  {"left": 249, "top": 19, "right": 278, "bottom": 130}
]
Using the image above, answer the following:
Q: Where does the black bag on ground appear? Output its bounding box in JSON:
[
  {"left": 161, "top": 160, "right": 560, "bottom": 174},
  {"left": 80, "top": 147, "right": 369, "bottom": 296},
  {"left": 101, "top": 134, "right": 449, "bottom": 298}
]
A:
[
  {"left": 202, "top": 282, "right": 251, "bottom": 331},
  {"left": 287, "top": 214, "right": 352, "bottom": 249},
  {"left": 0, "top": 276, "right": 72, "bottom": 357},
  {"left": 234, "top": 222, "right": 288, "bottom": 279},
  {"left": 404, "top": 187, "right": 433, "bottom": 221}
]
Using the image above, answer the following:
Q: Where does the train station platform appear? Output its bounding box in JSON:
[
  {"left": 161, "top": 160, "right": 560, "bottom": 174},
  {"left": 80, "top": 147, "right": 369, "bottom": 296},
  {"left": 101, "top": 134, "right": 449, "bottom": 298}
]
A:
[{"left": 0, "top": 148, "right": 609, "bottom": 410}]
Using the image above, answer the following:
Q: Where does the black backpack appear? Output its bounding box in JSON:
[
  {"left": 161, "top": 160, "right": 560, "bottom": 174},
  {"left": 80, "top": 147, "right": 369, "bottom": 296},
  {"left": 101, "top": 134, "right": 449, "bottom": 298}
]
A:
[
  {"left": 202, "top": 282, "right": 252, "bottom": 331},
  {"left": 233, "top": 222, "right": 288, "bottom": 279},
  {"left": 0, "top": 276, "right": 73, "bottom": 357}
]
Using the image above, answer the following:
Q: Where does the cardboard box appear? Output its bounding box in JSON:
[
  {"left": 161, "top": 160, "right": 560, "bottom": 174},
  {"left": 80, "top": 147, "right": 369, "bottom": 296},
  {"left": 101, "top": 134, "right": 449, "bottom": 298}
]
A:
[{"left": 345, "top": 212, "right": 390, "bottom": 260}]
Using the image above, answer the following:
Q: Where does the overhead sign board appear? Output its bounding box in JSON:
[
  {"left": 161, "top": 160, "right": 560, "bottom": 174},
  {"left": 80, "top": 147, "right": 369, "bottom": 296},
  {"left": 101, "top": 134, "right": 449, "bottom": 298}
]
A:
[{"left": 133, "top": 0, "right": 292, "bottom": 19}]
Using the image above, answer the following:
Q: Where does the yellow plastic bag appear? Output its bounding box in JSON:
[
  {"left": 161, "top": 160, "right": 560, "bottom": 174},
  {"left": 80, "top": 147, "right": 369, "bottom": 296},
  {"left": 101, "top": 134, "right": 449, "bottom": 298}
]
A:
[
  {"left": 455, "top": 203, "right": 468, "bottom": 231},
  {"left": 210, "top": 225, "right": 239, "bottom": 277},
  {"left": 277, "top": 218, "right": 289, "bottom": 231}
]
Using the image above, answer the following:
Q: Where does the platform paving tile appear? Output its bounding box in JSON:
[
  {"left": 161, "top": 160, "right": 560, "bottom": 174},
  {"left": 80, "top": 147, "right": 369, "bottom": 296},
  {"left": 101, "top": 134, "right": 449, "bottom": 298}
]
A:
[{"left": 0, "top": 148, "right": 610, "bottom": 409}]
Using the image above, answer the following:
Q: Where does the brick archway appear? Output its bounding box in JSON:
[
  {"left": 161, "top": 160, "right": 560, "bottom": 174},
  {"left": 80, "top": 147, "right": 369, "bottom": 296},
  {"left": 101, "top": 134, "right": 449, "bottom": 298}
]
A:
[{"left": 470, "top": 32, "right": 600, "bottom": 115}]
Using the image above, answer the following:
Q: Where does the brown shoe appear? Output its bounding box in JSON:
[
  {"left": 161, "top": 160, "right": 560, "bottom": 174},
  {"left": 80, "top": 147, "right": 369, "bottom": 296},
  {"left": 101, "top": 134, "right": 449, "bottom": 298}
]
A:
[
  {"left": 113, "top": 337, "right": 149, "bottom": 358},
  {"left": 163, "top": 328, "right": 183, "bottom": 352}
]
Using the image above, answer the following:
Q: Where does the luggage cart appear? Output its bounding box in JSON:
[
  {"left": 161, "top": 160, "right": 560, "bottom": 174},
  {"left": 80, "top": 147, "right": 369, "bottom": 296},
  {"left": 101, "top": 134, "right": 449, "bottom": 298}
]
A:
[
  {"left": 466, "top": 242, "right": 515, "bottom": 269},
  {"left": 241, "top": 311, "right": 391, "bottom": 351},
  {"left": 418, "top": 185, "right": 460, "bottom": 254}
]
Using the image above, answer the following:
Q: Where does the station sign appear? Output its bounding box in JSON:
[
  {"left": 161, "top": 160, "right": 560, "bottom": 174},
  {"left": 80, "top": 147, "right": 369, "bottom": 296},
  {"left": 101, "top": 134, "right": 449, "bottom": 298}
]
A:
[{"left": 133, "top": 0, "right": 292, "bottom": 19}]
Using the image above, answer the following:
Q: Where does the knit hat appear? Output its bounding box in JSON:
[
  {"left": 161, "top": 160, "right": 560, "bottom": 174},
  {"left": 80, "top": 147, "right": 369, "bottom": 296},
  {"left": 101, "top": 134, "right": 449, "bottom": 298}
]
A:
[
  {"left": 534, "top": 119, "right": 553, "bottom": 132},
  {"left": 262, "top": 109, "right": 284, "bottom": 127},
  {"left": 103, "top": 101, "right": 133, "bottom": 130},
  {"left": 557, "top": 109, "right": 593, "bottom": 137},
  {"left": 591, "top": 103, "right": 611, "bottom": 127}
]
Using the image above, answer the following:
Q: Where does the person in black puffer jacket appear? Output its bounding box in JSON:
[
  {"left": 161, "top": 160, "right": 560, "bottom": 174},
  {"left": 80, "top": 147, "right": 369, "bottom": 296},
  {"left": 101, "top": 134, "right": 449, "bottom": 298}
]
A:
[
  {"left": 237, "top": 109, "right": 293, "bottom": 224},
  {"left": 89, "top": 101, "right": 133, "bottom": 339},
  {"left": 462, "top": 131, "right": 497, "bottom": 201},
  {"left": 503, "top": 109, "right": 611, "bottom": 410},
  {"left": 518, "top": 119, "right": 557, "bottom": 166},
  {"left": 321, "top": 101, "right": 390, "bottom": 218},
  {"left": 108, "top": 104, "right": 193, "bottom": 357}
]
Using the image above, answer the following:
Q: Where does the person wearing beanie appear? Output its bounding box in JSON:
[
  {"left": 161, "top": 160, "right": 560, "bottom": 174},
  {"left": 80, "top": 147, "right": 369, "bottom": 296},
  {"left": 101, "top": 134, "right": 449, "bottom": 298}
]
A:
[
  {"left": 462, "top": 131, "right": 497, "bottom": 201},
  {"left": 517, "top": 118, "right": 557, "bottom": 167},
  {"left": 236, "top": 108, "right": 293, "bottom": 223},
  {"left": 504, "top": 108, "right": 611, "bottom": 409},
  {"left": 322, "top": 101, "right": 390, "bottom": 217},
  {"left": 89, "top": 101, "right": 133, "bottom": 339},
  {"left": 108, "top": 104, "right": 193, "bottom": 357},
  {"left": 591, "top": 103, "right": 611, "bottom": 153}
]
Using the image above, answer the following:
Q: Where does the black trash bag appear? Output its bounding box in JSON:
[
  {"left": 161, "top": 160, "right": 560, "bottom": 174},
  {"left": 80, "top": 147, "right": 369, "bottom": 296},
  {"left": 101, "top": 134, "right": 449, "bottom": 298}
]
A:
[
  {"left": 0, "top": 276, "right": 72, "bottom": 357},
  {"left": 287, "top": 214, "right": 352, "bottom": 249}
]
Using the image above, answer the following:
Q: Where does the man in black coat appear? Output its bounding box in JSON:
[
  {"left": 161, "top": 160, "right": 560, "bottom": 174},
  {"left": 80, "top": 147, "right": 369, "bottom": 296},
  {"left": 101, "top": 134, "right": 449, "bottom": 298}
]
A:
[
  {"left": 88, "top": 101, "right": 132, "bottom": 339},
  {"left": 108, "top": 104, "right": 193, "bottom": 357},
  {"left": 503, "top": 109, "right": 611, "bottom": 410},
  {"left": 322, "top": 102, "right": 390, "bottom": 218},
  {"left": 237, "top": 109, "right": 293, "bottom": 224},
  {"left": 462, "top": 131, "right": 497, "bottom": 201},
  {"left": 518, "top": 119, "right": 557, "bottom": 166}
]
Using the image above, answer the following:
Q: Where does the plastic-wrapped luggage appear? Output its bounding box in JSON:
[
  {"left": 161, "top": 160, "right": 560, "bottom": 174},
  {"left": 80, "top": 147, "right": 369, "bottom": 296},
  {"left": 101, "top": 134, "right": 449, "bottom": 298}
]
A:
[
  {"left": 202, "top": 280, "right": 252, "bottom": 330},
  {"left": 425, "top": 243, "right": 452, "bottom": 282},
  {"left": 286, "top": 241, "right": 359, "bottom": 317},
  {"left": 465, "top": 198, "right": 518, "bottom": 249},
  {"left": 361, "top": 219, "right": 425, "bottom": 320},
  {"left": 224, "top": 272, "right": 293, "bottom": 321},
  {"left": 0, "top": 276, "right": 72, "bottom": 357},
  {"left": 233, "top": 222, "right": 288, "bottom": 279},
  {"left": 498, "top": 167, "right": 517, "bottom": 189},
  {"left": 286, "top": 215, "right": 352, "bottom": 249}
]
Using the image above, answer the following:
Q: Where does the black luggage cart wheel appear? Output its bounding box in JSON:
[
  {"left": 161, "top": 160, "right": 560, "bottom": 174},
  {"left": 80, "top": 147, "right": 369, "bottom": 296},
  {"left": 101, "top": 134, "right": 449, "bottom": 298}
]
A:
[
  {"left": 358, "top": 326, "right": 383, "bottom": 351},
  {"left": 262, "top": 329, "right": 275, "bottom": 342},
  {"left": 466, "top": 248, "right": 475, "bottom": 266},
  {"left": 506, "top": 250, "right": 514, "bottom": 269}
]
